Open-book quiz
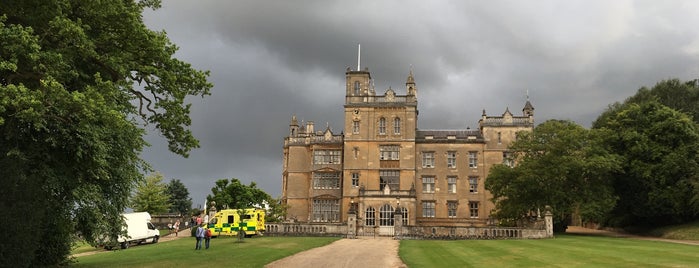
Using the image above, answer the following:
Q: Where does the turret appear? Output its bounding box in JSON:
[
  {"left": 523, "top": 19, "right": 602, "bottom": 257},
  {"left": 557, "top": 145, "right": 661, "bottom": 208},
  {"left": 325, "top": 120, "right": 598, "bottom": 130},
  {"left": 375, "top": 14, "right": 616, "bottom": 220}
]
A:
[
  {"left": 406, "top": 68, "right": 417, "bottom": 97},
  {"left": 345, "top": 67, "right": 372, "bottom": 104},
  {"left": 289, "top": 115, "right": 299, "bottom": 137},
  {"left": 306, "top": 121, "right": 315, "bottom": 135},
  {"left": 523, "top": 100, "right": 534, "bottom": 117}
]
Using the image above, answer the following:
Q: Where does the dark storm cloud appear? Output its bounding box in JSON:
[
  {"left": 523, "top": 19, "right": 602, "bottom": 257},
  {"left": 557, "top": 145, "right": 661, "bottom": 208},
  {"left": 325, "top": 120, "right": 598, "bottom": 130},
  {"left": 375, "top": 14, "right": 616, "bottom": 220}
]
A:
[{"left": 140, "top": 0, "right": 699, "bottom": 205}]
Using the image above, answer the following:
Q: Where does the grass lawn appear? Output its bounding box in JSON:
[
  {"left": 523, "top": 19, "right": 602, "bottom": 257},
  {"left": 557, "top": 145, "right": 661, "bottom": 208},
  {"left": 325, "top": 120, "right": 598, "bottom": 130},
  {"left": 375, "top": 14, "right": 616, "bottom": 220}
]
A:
[
  {"left": 646, "top": 221, "right": 699, "bottom": 240},
  {"left": 72, "top": 241, "right": 101, "bottom": 255},
  {"left": 73, "top": 233, "right": 699, "bottom": 267},
  {"left": 400, "top": 234, "right": 699, "bottom": 267},
  {"left": 73, "top": 236, "right": 339, "bottom": 268}
]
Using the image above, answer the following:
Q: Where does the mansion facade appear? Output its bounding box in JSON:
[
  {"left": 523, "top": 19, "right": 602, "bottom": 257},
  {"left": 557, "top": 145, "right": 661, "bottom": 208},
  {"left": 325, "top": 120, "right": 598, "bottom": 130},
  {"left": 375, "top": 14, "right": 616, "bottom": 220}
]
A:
[{"left": 282, "top": 66, "right": 534, "bottom": 231}]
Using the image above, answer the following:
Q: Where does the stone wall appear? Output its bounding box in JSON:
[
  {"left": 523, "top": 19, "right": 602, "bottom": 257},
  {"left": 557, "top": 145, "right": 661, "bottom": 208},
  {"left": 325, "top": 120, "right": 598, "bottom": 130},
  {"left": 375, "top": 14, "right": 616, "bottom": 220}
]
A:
[
  {"left": 264, "top": 223, "right": 347, "bottom": 237},
  {"left": 263, "top": 223, "right": 551, "bottom": 240},
  {"left": 399, "top": 226, "right": 547, "bottom": 240},
  {"left": 151, "top": 214, "right": 186, "bottom": 229},
  {"left": 263, "top": 210, "right": 553, "bottom": 240}
]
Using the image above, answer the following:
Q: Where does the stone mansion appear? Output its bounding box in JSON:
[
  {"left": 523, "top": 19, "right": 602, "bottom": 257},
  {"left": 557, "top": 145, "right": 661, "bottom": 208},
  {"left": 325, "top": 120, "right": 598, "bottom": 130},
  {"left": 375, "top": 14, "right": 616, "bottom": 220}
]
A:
[{"left": 282, "top": 65, "right": 534, "bottom": 233}]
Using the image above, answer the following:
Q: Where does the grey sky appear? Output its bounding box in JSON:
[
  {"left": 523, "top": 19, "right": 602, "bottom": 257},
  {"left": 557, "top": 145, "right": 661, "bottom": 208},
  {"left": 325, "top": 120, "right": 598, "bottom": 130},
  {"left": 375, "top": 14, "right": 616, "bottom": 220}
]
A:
[{"left": 139, "top": 0, "right": 699, "bottom": 208}]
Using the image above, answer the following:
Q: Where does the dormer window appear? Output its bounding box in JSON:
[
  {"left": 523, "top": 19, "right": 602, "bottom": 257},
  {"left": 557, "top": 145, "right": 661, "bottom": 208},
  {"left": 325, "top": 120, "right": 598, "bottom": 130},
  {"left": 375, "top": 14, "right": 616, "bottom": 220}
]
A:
[{"left": 354, "top": 81, "right": 360, "bottom": 95}]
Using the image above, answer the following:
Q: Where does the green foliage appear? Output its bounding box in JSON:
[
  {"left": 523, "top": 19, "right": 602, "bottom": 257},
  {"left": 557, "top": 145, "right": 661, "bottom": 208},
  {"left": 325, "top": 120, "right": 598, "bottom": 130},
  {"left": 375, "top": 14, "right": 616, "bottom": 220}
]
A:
[
  {"left": 207, "top": 178, "right": 272, "bottom": 210},
  {"left": 131, "top": 172, "right": 171, "bottom": 214},
  {"left": 486, "top": 120, "right": 620, "bottom": 228},
  {"left": 594, "top": 100, "right": 699, "bottom": 226},
  {"left": 166, "top": 179, "right": 193, "bottom": 215},
  {"left": 627, "top": 79, "right": 699, "bottom": 124},
  {"left": 595, "top": 79, "right": 699, "bottom": 135},
  {"left": 265, "top": 197, "right": 289, "bottom": 223},
  {"left": 645, "top": 220, "right": 699, "bottom": 240},
  {"left": 0, "top": 1, "right": 211, "bottom": 266},
  {"left": 189, "top": 208, "right": 202, "bottom": 217}
]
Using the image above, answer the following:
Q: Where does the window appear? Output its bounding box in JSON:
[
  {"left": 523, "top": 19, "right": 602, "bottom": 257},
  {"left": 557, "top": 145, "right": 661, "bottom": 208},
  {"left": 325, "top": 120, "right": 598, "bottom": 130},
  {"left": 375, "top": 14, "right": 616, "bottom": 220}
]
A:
[
  {"left": 422, "top": 176, "right": 435, "bottom": 193},
  {"left": 314, "top": 150, "right": 341, "bottom": 164},
  {"left": 365, "top": 207, "right": 376, "bottom": 226},
  {"left": 503, "top": 152, "right": 514, "bottom": 167},
  {"left": 312, "top": 199, "right": 339, "bottom": 222},
  {"left": 448, "top": 176, "right": 457, "bottom": 193},
  {"left": 469, "top": 177, "right": 478, "bottom": 193},
  {"left": 399, "top": 207, "right": 408, "bottom": 226},
  {"left": 422, "top": 152, "right": 434, "bottom": 168},
  {"left": 468, "top": 151, "right": 478, "bottom": 168},
  {"left": 354, "top": 81, "right": 360, "bottom": 95},
  {"left": 422, "top": 201, "right": 435, "bottom": 217},
  {"left": 352, "top": 121, "right": 360, "bottom": 134},
  {"left": 379, "top": 204, "right": 394, "bottom": 226},
  {"left": 378, "top": 117, "right": 386, "bottom": 134},
  {"left": 313, "top": 172, "right": 341, "bottom": 189},
  {"left": 497, "top": 132, "right": 502, "bottom": 144},
  {"left": 447, "top": 151, "right": 456, "bottom": 168},
  {"left": 379, "top": 145, "right": 400, "bottom": 160},
  {"left": 393, "top": 117, "right": 401, "bottom": 134},
  {"left": 379, "top": 170, "right": 400, "bottom": 191},
  {"left": 469, "top": 201, "right": 479, "bottom": 218},
  {"left": 448, "top": 201, "right": 458, "bottom": 218},
  {"left": 351, "top": 172, "right": 359, "bottom": 187}
]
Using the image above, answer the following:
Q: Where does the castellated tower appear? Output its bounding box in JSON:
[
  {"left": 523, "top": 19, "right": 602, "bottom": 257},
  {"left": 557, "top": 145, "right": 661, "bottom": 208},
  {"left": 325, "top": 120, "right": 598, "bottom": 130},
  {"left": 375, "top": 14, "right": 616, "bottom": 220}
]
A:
[{"left": 282, "top": 63, "right": 533, "bottom": 231}]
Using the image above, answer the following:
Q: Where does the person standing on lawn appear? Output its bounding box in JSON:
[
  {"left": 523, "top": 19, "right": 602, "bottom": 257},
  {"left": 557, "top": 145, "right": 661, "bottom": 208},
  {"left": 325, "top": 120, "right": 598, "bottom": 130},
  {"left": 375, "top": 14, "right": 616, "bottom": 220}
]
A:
[
  {"left": 195, "top": 224, "right": 205, "bottom": 250},
  {"left": 204, "top": 227, "right": 212, "bottom": 249},
  {"left": 173, "top": 220, "right": 180, "bottom": 236}
]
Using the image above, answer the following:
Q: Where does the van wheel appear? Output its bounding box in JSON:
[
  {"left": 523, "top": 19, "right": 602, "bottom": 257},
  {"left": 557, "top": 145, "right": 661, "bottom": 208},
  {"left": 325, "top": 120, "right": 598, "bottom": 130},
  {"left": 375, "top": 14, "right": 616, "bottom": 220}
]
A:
[
  {"left": 153, "top": 236, "right": 159, "bottom": 243},
  {"left": 120, "top": 242, "right": 129, "bottom": 249}
]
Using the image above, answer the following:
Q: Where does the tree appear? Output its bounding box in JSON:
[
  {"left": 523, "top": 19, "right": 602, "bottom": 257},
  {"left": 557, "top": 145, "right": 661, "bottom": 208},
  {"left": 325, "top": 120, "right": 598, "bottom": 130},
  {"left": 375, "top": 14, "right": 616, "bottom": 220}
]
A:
[
  {"left": 594, "top": 101, "right": 699, "bottom": 226},
  {"left": 596, "top": 79, "right": 699, "bottom": 126},
  {"left": 207, "top": 178, "right": 271, "bottom": 210},
  {"left": 131, "top": 172, "right": 171, "bottom": 214},
  {"left": 629, "top": 79, "right": 699, "bottom": 124},
  {"left": 265, "top": 196, "right": 289, "bottom": 223},
  {"left": 485, "top": 120, "right": 620, "bottom": 231},
  {"left": 0, "top": 1, "right": 211, "bottom": 265},
  {"left": 166, "top": 179, "right": 192, "bottom": 216}
]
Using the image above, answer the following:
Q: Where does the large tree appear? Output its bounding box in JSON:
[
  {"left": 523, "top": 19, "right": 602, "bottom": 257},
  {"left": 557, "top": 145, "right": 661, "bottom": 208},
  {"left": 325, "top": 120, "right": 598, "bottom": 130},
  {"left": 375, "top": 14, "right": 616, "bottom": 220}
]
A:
[
  {"left": 0, "top": 1, "right": 211, "bottom": 266},
  {"left": 131, "top": 172, "right": 171, "bottom": 214},
  {"left": 166, "top": 178, "right": 193, "bottom": 216},
  {"left": 594, "top": 100, "right": 699, "bottom": 226},
  {"left": 486, "top": 120, "right": 620, "bottom": 231},
  {"left": 207, "top": 178, "right": 271, "bottom": 211},
  {"left": 596, "top": 79, "right": 699, "bottom": 126}
]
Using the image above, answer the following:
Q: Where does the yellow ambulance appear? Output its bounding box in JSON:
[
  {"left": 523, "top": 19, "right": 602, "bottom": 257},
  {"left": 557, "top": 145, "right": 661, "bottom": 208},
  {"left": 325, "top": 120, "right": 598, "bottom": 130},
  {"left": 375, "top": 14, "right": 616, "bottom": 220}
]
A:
[{"left": 206, "top": 208, "right": 265, "bottom": 237}]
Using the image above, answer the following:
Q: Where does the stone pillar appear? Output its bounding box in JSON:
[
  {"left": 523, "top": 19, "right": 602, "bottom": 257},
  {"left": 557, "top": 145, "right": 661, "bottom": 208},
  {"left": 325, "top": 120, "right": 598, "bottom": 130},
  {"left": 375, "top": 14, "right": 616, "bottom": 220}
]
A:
[
  {"left": 544, "top": 205, "right": 553, "bottom": 238},
  {"left": 348, "top": 200, "right": 357, "bottom": 239},
  {"left": 208, "top": 201, "right": 217, "bottom": 226},
  {"left": 347, "top": 212, "right": 356, "bottom": 239},
  {"left": 394, "top": 208, "right": 402, "bottom": 240}
]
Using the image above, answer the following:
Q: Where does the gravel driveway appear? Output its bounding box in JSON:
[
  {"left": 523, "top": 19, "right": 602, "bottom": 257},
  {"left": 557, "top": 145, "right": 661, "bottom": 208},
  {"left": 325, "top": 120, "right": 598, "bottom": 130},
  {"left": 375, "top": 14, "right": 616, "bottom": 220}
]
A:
[{"left": 265, "top": 237, "right": 407, "bottom": 268}]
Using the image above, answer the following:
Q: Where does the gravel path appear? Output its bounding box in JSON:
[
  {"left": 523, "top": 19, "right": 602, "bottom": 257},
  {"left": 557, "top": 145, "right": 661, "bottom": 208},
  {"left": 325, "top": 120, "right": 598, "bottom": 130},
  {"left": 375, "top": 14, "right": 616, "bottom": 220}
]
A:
[{"left": 265, "top": 237, "right": 407, "bottom": 268}]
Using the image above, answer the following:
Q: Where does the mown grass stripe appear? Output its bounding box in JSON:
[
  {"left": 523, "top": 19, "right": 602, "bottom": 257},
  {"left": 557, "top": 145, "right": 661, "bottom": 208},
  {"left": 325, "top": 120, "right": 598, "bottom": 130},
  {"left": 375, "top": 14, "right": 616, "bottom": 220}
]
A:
[{"left": 401, "top": 235, "right": 699, "bottom": 268}]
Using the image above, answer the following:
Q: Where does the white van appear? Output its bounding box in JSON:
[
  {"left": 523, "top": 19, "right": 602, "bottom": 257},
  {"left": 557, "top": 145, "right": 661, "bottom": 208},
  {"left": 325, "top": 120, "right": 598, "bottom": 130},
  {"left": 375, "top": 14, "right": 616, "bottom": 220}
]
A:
[{"left": 116, "top": 212, "right": 160, "bottom": 249}]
